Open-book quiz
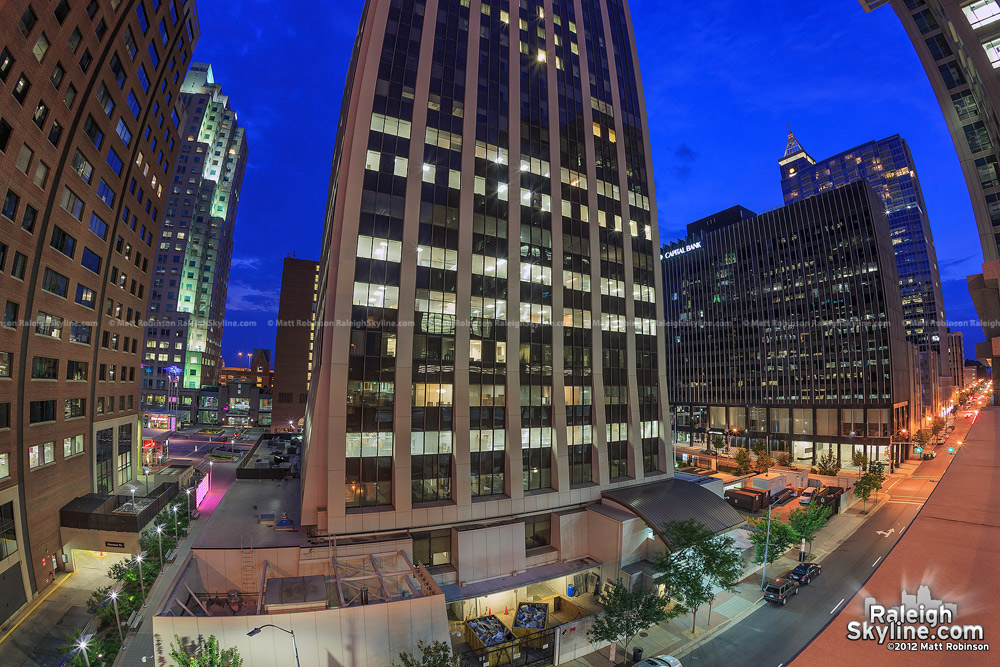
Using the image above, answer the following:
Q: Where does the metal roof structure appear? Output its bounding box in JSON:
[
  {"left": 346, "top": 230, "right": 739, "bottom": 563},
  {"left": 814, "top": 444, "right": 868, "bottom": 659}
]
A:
[{"left": 602, "top": 477, "right": 747, "bottom": 542}]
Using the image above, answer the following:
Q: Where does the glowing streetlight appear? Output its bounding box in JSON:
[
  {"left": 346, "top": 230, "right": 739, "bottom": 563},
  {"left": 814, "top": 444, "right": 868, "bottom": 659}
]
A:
[
  {"left": 134, "top": 551, "right": 147, "bottom": 606},
  {"left": 171, "top": 504, "right": 179, "bottom": 541},
  {"left": 208, "top": 460, "right": 214, "bottom": 489},
  {"left": 77, "top": 633, "right": 94, "bottom": 667},
  {"left": 155, "top": 524, "right": 165, "bottom": 565},
  {"left": 185, "top": 487, "right": 192, "bottom": 521},
  {"left": 108, "top": 584, "right": 124, "bottom": 647}
]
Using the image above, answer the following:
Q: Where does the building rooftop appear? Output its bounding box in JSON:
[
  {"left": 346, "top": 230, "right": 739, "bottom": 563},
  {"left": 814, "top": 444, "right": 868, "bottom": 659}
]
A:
[{"left": 194, "top": 478, "right": 303, "bottom": 549}]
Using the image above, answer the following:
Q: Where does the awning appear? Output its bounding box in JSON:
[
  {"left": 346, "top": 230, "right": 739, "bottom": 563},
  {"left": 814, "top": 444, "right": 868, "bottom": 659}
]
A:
[{"left": 602, "top": 477, "right": 747, "bottom": 540}]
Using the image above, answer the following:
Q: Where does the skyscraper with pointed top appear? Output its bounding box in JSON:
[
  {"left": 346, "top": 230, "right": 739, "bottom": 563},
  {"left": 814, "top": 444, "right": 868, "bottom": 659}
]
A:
[{"left": 780, "top": 129, "right": 951, "bottom": 417}]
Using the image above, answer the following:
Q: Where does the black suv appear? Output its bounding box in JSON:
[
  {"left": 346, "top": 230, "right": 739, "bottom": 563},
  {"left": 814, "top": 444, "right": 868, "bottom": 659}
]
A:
[
  {"left": 788, "top": 562, "right": 822, "bottom": 585},
  {"left": 763, "top": 578, "right": 799, "bottom": 605}
]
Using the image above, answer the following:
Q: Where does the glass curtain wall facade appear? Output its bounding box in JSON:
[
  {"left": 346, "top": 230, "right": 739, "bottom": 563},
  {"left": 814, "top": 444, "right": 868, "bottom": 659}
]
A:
[
  {"left": 860, "top": 0, "right": 1000, "bottom": 395},
  {"left": 141, "top": 62, "right": 247, "bottom": 418},
  {"left": 662, "top": 181, "right": 912, "bottom": 468},
  {"left": 303, "top": 0, "right": 670, "bottom": 536},
  {"left": 780, "top": 133, "right": 951, "bottom": 415}
]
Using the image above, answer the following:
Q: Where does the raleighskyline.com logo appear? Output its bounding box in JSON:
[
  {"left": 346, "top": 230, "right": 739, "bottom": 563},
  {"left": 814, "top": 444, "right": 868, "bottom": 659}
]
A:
[{"left": 846, "top": 586, "right": 988, "bottom": 652}]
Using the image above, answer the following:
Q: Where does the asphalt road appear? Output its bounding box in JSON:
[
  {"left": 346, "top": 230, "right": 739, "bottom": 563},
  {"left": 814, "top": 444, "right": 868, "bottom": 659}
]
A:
[{"left": 679, "top": 437, "right": 960, "bottom": 667}]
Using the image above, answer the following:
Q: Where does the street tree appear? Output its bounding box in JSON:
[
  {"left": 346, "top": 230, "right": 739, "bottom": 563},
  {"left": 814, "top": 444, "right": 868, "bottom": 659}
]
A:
[
  {"left": 867, "top": 460, "right": 887, "bottom": 503},
  {"left": 773, "top": 451, "right": 793, "bottom": 467},
  {"left": 754, "top": 450, "right": 774, "bottom": 475},
  {"left": 732, "top": 448, "right": 752, "bottom": 475},
  {"left": 392, "top": 641, "right": 462, "bottom": 667},
  {"left": 747, "top": 515, "right": 796, "bottom": 573},
  {"left": 815, "top": 451, "right": 841, "bottom": 476},
  {"left": 749, "top": 439, "right": 768, "bottom": 458},
  {"left": 652, "top": 520, "right": 742, "bottom": 636},
  {"left": 587, "top": 580, "right": 671, "bottom": 665},
  {"left": 931, "top": 416, "right": 946, "bottom": 439},
  {"left": 711, "top": 434, "right": 725, "bottom": 452},
  {"left": 914, "top": 429, "right": 931, "bottom": 450},
  {"left": 788, "top": 503, "right": 831, "bottom": 553},
  {"left": 853, "top": 473, "right": 875, "bottom": 512},
  {"left": 851, "top": 451, "right": 868, "bottom": 472},
  {"left": 169, "top": 635, "right": 243, "bottom": 667}
]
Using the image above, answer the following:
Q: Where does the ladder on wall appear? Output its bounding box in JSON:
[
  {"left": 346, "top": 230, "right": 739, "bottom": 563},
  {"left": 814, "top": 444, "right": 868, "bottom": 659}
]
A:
[{"left": 241, "top": 536, "right": 255, "bottom": 594}]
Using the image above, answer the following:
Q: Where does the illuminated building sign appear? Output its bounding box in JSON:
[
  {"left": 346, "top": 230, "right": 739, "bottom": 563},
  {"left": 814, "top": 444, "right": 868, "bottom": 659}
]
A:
[{"left": 662, "top": 241, "right": 702, "bottom": 260}]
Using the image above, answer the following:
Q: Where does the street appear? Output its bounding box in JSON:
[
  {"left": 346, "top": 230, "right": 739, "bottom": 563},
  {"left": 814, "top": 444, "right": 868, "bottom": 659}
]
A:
[{"left": 678, "top": 420, "right": 969, "bottom": 667}]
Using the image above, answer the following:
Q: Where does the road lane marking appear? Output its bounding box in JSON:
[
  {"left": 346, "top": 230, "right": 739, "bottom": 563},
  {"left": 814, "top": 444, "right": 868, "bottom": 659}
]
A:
[
  {"left": 831, "top": 599, "right": 845, "bottom": 614},
  {"left": 872, "top": 556, "right": 882, "bottom": 567}
]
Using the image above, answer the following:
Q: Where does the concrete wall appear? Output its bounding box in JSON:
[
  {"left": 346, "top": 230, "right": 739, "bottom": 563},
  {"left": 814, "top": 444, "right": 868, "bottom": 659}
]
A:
[
  {"left": 553, "top": 510, "right": 589, "bottom": 561},
  {"left": 191, "top": 546, "right": 301, "bottom": 594},
  {"left": 454, "top": 522, "right": 526, "bottom": 585},
  {"left": 554, "top": 613, "right": 609, "bottom": 665},
  {"left": 154, "top": 593, "right": 450, "bottom": 667}
]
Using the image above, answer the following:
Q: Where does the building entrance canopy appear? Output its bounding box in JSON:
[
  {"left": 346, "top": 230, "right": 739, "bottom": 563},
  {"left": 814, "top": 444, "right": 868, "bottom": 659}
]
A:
[{"left": 602, "top": 478, "right": 747, "bottom": 541}]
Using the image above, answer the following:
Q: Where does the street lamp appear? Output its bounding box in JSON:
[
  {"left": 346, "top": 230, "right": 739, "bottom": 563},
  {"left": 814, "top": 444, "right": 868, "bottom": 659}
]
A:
[
  {"left": 77, "top": 633, "right": 94, "bottom": 667},
  {"left": 185, "top": 488, "right": 192, "bottom": 521},
  {"left": 759, "top": 501, "right": 774, "bottom": 592},
  {"left": 247, "top": 625, "right": 300, "bottom": 667},
  {"left": 142, "top": 466, "right": 151, "bottom": 495},
  {"left": 171, "top": 504, "right": 179, "bottom": 542},
  {"left": 108, "top": 584, "right": 124, "bottom": 648},
  {"left": 155, "top": 524, "right": 165, "bottom": 565},
  {"left": 134, "top": 551, "right": 147, "bottom": 606},
  {"left": 208, "top": 460, "right": 214, "bottom": 489}
]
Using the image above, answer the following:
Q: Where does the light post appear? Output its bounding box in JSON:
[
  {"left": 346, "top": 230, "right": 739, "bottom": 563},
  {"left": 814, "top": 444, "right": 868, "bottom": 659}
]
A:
[
  {"left": 759, "top": 502, "right": 774, "bottom": 592},
  {"left": 155, "top": 524, "right": 165, "bottom": 565},
  {"left": 108, "top": 584, "right": 124, "bottom": 648},
  {"left": 185, "top": 487, "right": 192, "bottom": 520},
  {"left": 208, "top": 460, "right": 214, "bottom": 490},
  {"left": 248, "top": 625, "right": 300, "bottom": 667},
  {"left": 134, "top": 550, "right": 147, "bottom": 607},
  {"left": 142, "top": 466, "right": 151, "bottom": 495},
  {"left": 171, "top": 504, "right": 179, "bottom": 542},
  {"left": 130, "top": 487, "right": 136, "bottom": 510},
  {"left": 77, "top": 633, "right": 94, "bottom": 667}
]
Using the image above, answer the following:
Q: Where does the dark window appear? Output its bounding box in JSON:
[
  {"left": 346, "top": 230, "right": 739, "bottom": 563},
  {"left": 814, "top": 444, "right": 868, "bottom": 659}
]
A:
[
  {"left": 126, "top": 91, "right": 141, "bottom": 119},
  {"left": 524, "top": 515, "right": 551, "bottom": 550},
  {"left": 21, "top": 205, "right": 37, "bottom": 232},
  {"left": 1, "top": 190, "right": 18, "bottom": 220},
  {"left": 411, "top": 529, "right": 451, "bottom": 567},
  {"left": 137, "top": 3, "right": 149, "bottom": 32},
  {"left": 159, "top": 19, "right": 168, "bottom": 46},
  {"left": 81, "top": 248, "right": 101, "bottom": 273},
  {"left": 54, "top": 0, "right": 70, "bottom": 24},
  {"left": 116, "top": 118, "right": 132, "bottom": 146},
  {"left": 11, "top": 252, "right": 27, "bottom": 279},
  {"left": 97, "top": 179, "right": 115, "bottom": 207},
  {"left": 47, "top": 119, "right": 62, "bottom": 146},
  {"left": 42, "top": 268, "right": 68, "bottom": 297},
  {"left": 86, "top": 0, "right": 98, "bottom": 18},
  {"left": 60, "top": 187, "right": 84, "bottom": 219},
  {"left": 83, "top": 115, "right": 103, "bottom": 148},
  {"left": 109, "top": 53, "right": 126, "bottom": 87},
  {"left": 123, "top": 26, "right": 137, "bottom": 59},
  {"left": 18, "top": 6, "right": 38, "bottom": 37},
  {"left": 29, "top": 400, "right": 56, "bottom": 424},
  {"left": 31, "top": 356, "right": 58, "bottom": 379},
  {"left": 106, "top": 148, "right": 123, "bottom": 176},
  {"left": 64, "top": 83, "right": 77, "bottom": 109},
  {"left": 0, "top": 118, "right": 11, "bottom": 152},
  {"left": 938, "top": 61, "right": 966, "bottom": 89},
  {"left": 79, "top": 49, "right": 92, "bottom": 73},
  {"left": 964, "top": 120, "right": 993, "bottom": 154},
  {"left": 67, "top": 360, "right": 89, "bottom": 381},
  {"left": 0, "top": 502, "right": 17, "bottom": 559},
  {"left": 71, "top": 150, "right": 93, "bottom": 183},
  {"left": 148, "top": 42, "right": 159, "bottom": 69},
  {"left": 65, "top": 398, "right": 85, "bottom": 419},
  {"left": 50, "top": 62, "right": 65, "bottom": 88},
  {"left": 35, "top": 311, "right": 63, "bottom": 338},
  {"left": 68, "top": 28, "right": 82, "bottom": 53},
  {"left": 2, "top": 301, "right": 18, "bottom": 328},
  {"left": 96, "top": 82, "right": 114, "bottom": 116},
  {"left": 977, "top": 156, "right": 1000, "bottom": 189},
  {"left": 32, "top": 101, "right": 48, "bottom": 128},
  {"left": 50, "top": 226, "right": 77, "bottom": 258},
  {"left": 137, "top": 64, "right": 150, "bottom": 93},
  {"left": 913, "top": 8, "right": 938, "bottom": 34},
  {"left": 70, "top": 322, "right": 91, "bottom": 343},
  {"left": 0, "top": 352, "right": 10, "bottom": 378},
  {"left": 95, "top": 19, "right": 107, "bottom": 41},
  {"left": 925, "top": 34, "right": 952, "bottom": 61},
  {"left": 952, "top": 90, "right": 980, "bottom": 122}
]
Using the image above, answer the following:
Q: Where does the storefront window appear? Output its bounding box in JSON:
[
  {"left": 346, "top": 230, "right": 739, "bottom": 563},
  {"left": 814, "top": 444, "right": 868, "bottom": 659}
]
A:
[
  {"left": 709, "top": 406, "right": 726, "bottom": 429},
  {"left": 770, "top": 408, "right": 790, "bottom": 433},
  {"left": 793, "top": 409, "right": 812, "bottom": 435},
  {"left": 728, "top": 407, "right": 746, "bottom": 430},
  {"left": 748, "top": 407, "right": 767, "bottom": 431},
  {"left": 345, "top": 432, "right": 393, "bottom": 508},
  {"left": 228, "top": 398, "right": 250, "bottom": 416},
  {"left": 816, "top": 409, "right": 838, "bottom": 436},
  {"left": 199, "top": 394, "right": 218, "bottom": 409}
]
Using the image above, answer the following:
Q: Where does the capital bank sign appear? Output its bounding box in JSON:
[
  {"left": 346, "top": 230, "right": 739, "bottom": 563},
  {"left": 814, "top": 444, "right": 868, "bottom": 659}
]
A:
[{"left": 662, "top": 241, "right": 702, "bottom": 260}]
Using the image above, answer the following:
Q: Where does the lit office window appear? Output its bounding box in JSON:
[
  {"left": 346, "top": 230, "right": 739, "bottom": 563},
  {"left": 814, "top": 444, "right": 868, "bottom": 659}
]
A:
[{"left": 964, "top": 1, "right": 1000, "bottom": 30}]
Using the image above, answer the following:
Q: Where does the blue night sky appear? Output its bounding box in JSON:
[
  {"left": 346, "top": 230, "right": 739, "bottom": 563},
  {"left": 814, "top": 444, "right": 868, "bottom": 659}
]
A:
[{"left": 191, "top": 0, "right": 984, "bottom": 364}]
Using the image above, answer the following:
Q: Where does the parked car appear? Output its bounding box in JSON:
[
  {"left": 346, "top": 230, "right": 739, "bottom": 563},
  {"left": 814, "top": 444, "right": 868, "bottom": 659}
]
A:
[
  {"left": 788, "top": 562, "right": 822, "bottom": 585},
  {"left": 771, "top": 488, "right": 796, "bottom": 506},
  {"left": 699, "top": 449, "right": 716, "bottom": 456},
  {"left": 763, "top": 578, "right": 800, "bottom": 605},
  {"left": 798, "top": 488, "right": 817, "bottom": 505},
  {"left": 635, "top": 656, "right": 682, "bottom": 667}
]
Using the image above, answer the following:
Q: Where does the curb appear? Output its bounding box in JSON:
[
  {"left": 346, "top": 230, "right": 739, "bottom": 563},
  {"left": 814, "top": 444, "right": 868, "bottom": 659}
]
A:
[{"left": 674, "top": 595, "right": 766, "bottom": 658}]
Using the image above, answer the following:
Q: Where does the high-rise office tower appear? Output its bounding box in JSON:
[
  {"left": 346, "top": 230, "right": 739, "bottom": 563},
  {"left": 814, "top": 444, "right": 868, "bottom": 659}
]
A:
[
  {"left": 0, "top": 0, "right": 198, "bottom": 620},
  {"left": 859, "top": 0, "right": 1000, "bottom": 395},
  {"left": 780, "top": 132, "right": 951, "bottom": 415},
  {"left": 141, "top": 62, "right": 247, "bottom": 425},
  {"left": 662, "top": 181, "right": 916, "bottom": 467},
  {"left": 272, "top": 256, "right": 318, "bottom": 432},
  {"left": 948, "top": 329, "right": 965, "bottom": 389},
  {"left": 304, "top": 0, "right": 670, "bottom": 541}
]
